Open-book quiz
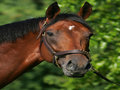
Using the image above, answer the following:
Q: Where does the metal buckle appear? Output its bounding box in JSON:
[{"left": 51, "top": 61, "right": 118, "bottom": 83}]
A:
[
  {"left": 36, "top": 21, "right": 47, "bottom": 39},
  {"left": 42, "top": 32, "right": 46, "bottom": 37},
  {"left": 54, "top": 56, "right": 61, "bottom": 68},
  {"left": 43, "top": 21, "right": 47, "bottom": 26}
]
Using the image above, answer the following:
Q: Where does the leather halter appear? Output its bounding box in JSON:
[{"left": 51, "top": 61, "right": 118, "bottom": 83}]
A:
[
  {"left": 38, "top": 20, "right": 91, "bottom": 67},
  {"left": 37, "top": 19, "right": 120, "bottom": 86}
]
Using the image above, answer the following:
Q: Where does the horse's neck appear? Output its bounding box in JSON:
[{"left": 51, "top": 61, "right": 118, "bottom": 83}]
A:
[{"left": 0, "top": 31, "right": 43, "bottom": 88}]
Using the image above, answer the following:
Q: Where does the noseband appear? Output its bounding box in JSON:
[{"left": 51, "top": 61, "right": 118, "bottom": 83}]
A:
[{"left": 37, "top": 20, "right": 91, "bottom": 67}]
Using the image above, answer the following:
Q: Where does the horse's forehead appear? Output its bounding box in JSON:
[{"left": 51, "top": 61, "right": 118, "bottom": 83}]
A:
[
  {"left": 47, "top": 20, "right": 90, "bottom": 32},
  {"left": 47, "top": 20, "right": 77, "bottom": 29}
]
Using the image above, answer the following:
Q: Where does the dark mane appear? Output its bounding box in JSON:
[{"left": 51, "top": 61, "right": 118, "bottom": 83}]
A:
[
  {"left": 0, "top": 17, "right": 45, "bottom": 43},
  {"left": 0, "top": 13, "right": 92, "bottom": 43}
]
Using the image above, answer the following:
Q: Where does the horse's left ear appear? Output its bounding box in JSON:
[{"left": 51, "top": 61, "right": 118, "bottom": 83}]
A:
[
  {"left": 46, "top": 2, "right": 60, "bottom": 22},
  {"left": 78, "top": 2, "right": 92, "bottom": 19}
]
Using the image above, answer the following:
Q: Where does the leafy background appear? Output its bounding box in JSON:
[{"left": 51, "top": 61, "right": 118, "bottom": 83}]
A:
[{"left": 0, "top": 0, "right": 120, "bottom": 90}]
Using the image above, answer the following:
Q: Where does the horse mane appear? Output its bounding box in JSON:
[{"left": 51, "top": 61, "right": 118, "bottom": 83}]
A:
[
  {"left": 0, "top": 13, "right": 92, "bottom": 43},
  {"left": 0, "top": 17, "right": 45, "bottom": 43}
]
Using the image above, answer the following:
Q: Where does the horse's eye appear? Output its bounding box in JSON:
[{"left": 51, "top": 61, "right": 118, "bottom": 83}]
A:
[{"left": 46, "top": 31, "right": 54, "bottom": 36}]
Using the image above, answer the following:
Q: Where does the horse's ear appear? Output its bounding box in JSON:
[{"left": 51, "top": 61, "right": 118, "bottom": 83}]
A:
[
  {"left": 78, "top": 2, "right": 92, "bottom": 19},
  {"left": 46, "top": 2, "right": 60, "bottom": 22}
]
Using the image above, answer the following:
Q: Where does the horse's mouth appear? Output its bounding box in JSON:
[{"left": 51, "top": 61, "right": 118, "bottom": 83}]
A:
[
  {"left": 68, "top": 74, "right": 84, "bottom": 78},
  {"left": 62, "top": 68, "right": 88, "bottom": 78},
  {"left": 64, "top": 72, "right": 85, "bottom": 78},
  {"left": 67, "top": 66, "right": 92, "bottom": 78}
]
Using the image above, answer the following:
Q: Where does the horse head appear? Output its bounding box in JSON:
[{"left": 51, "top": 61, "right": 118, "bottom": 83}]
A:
[{"left": 39, "top": 2, "right": 93, "bottom": 77}]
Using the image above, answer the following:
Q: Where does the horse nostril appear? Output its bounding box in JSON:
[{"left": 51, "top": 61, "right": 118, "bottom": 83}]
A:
[
  {"left": 85, "top": 63, "right": 91, "bottom": 69},
  {"left": 66, "top": 60, "right": 76, "bottom": 71}
]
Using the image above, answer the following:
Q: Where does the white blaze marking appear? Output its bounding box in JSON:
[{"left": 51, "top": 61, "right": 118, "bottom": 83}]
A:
[{"left": 69, "top": 25, "right": 75, "bottom": 30}]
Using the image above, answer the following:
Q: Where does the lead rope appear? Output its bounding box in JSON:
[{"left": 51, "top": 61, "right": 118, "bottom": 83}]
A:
[{"left": 90, "top": 66, "right": 120, "bottom": 86}]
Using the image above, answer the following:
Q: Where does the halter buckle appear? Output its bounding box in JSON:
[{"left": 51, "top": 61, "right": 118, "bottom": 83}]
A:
[
  {"left": 43, "top": 21, "right": 47, "bottom": 26},
  {"left": 42, "top": 32, "right": 46, "bottom": 37},
  {"left": 54, "top": 56, "right": 61, "bottom": 68}
]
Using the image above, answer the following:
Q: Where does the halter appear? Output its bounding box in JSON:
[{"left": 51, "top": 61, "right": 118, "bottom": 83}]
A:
[
  {"left": 37, "top": 20, "right": 91, "bottom": 68},
  {"left": 37, "top": 18, "right": 120, "bottom": 86}
]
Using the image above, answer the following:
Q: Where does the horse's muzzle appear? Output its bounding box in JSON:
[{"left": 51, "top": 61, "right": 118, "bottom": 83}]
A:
[
  {"left": 66, "top": 60, "right": 91, "bottom": 71},
  {"left": 61, "top": 55, "right": 91, "bottom": 77}
]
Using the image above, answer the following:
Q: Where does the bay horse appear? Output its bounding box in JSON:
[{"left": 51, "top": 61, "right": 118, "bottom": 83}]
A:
[{"left": 0, "top": 2, "right": 93, "bottom": 88}]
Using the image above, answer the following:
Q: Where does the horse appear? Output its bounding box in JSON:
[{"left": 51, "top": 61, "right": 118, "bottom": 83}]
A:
[{"left": 0, "top": 2, "right": 93, "bottom": 88}]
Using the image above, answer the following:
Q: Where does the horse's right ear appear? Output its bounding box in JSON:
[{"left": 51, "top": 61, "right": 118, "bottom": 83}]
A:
[
  {"left": 78, "top": 2, "right": 92, "bottom": 19},
  {"left": 46, "top": 2, "right": 60, "bottom": 22}
]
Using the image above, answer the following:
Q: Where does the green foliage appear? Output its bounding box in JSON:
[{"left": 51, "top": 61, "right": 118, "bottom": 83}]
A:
[{"left": 1, "top": 0, "right": 120, "bottom": 90}]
